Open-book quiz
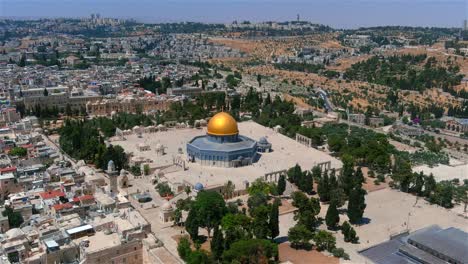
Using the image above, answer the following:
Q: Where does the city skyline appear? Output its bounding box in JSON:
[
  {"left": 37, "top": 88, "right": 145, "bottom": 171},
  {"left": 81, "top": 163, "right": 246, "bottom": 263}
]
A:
[{"left": 1, "top": 0, "right": 466, "bottom": 29}]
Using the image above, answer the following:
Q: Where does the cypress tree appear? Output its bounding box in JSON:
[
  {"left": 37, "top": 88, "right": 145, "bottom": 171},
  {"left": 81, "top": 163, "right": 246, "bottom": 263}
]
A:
[
  {"left": 211, "top": 226, "right": 224, "bottom": 260},
  {"left": 311, "top": 166, "right": 322, "bottom": 181},
  {"left": 185, "top": 210, "right": 199, "bottom": 241},
  {"left": 354, "top": 167, "right": 365, "bottom": 186},
  {"left": 329, "top": 169, "right": 338, "bottom": 188},
  {"left": 340, "top": 157, "right": 355, "bottom": 196},
  {"left": 342, "top": 221, "right": 359, "bottom": 243},
  {"left": 277, "top": 175, "right": 286, "bottom": 195},
  {"left": 270, "top": 199, "right": 280, "bottom": 239},
  {"left": 318, "top": 170, "right": 330, "bottom": 202},
  {"left": 423, "top": 174, "right": 436, "bottom": 198},
  {"left": 341, "top": 221, "right": 351, "bottom": 239},
  {"left": 301, "top": 171, "right": 313, "bottom": 194},
  {"left": 413, "top": 171, "right": 424, "bottom": 195},
  {"left": 347, "top": 226, "right": 359, "bottom": 243},
  {"left": 325, "top": 200, "right": 340, "bottom": 230},
  {"left": 347, "top": 187, "right": 367, "bottom": 224}
]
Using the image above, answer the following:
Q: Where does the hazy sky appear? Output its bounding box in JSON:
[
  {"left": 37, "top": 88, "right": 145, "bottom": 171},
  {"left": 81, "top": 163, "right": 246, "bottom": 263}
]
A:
[{"left": 1, "top": 0, "right": 466, "bottom": 29}]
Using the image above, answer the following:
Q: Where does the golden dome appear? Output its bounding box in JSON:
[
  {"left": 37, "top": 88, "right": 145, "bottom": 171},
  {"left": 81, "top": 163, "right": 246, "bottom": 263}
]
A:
[{"left": 207, "top": 112, "right": 239, "bottom": 136}]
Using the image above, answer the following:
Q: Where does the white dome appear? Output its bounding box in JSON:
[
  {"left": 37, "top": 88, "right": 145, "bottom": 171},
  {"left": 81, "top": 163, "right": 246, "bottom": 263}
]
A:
[{"left": 161, "top": 201, "right": 173, "bottom": 211}]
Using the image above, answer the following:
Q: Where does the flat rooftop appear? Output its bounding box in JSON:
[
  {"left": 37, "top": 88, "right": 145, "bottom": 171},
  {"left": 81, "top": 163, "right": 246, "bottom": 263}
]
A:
[
  {"left": 360, "top": 225, "right": 468, "bottom": 264},
  {"left": 113, "top": 121, "right": 342, "bottom": 190},
  {"left": 76, "top": 231, "right": 121, "bottom": 254}
]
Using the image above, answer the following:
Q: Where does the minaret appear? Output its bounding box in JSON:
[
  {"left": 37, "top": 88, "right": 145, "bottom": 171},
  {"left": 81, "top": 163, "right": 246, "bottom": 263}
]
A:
[{"left": 106, "top": 160, "right": 119, "bottom": 195}]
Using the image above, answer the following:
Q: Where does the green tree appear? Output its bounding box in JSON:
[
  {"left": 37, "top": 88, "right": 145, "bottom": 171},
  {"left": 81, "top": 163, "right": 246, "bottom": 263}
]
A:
[
  {"left": 185, "top": 209, "right": 199, "bottom": 241},
  {"left": 9, "top": 147, "right": 27, "bottom": 157},
  {"left": 341, "top": 221, "right": 359, "bottom": 243},
  {"left": 332, "top": 248, "right": 350, "bottom": 260},
  {"left": 187, "top": 250, "right": 212, "bottom": 264},
  {"left": 65, "top": 104, "right": 72, "bottom": 116},
  {"left": 270, "top": 199, "right": 280, "bottom": 239},
  {"left": 291, "top": 192, "right": 320, "bottom": 231},
  {"left": 392, "top": 157, "right": 413, "bottom": 192},
  {"left": 330, "top": 187, "right": 347, "bottom": 208},
  {"left": 222, "top": 239, "right": 278, "bottom": 264},
  {"left": 43, "top": 88, "right": 49, "bottom": 96},
  {"left": 314, "top": 230, "right": 336, "bottom": 252},
  {"left": 347, "top": 186, "right": 367, "bottom": 224},
  {"left": 156, "top": 182, "right": 173, "bottom": 197},
  {"left": 248, "top": 178, "right": 274, "bottom": 196},
  {"left": 221, "top": 213, "right": 252, "bottom": 250},
  {"left": 354, "top": 167, "right": 365, "bottom": 186},
  {"left": 191, "top": 191, "right": 226, "bottom": 237},
  {"left": 177, "top": 237, "right": 192, "bottom": 261},
  {"left": 288, "top": 224, "right": 314, "bottom": 249},
  {"left": 277, "top": 175, "right": 286, "bottom": 195},
  {"left": 340, "top": 157, "right": 355, "bottom": 196},
  {"left": 2, "top": 207, "right": 24, "bottom": 228},
  {"left": 257, "top": 74, "right": 262, "bottom": 87},
  {"left": 423, "top": 174, "right": 436, "bottom": 198},
  {"left": 288, "top": 164, "right": 303, "bottom": 184},
  {"left": 454, "top": 183, "right": 468, "bottom": 213},
  {"left": 247, "top": 192, "right": 268, "bottom": 213},
  {"left": 311, "top": 166, "right": 322, "bottom": 180},
  {"left": 174, "top": 209, "right": 182, "bottom": 226},
  {"left": 430, "top": 181, "right": 454, "bottom": 208},
  {"left": 317, "top": 170, "right": 330, "bottom": 202},
  {"left": 325, "top": 200, "right": 340, "bottom": 230},
  {"left": 251, "top": 205, "right": 271, "bottom": 239},
  {"left": 412, "top": 172, "right": 425, "bottom": 195},
  {"left": 143, "top": 164, "right": 150, "bottom": 176},
  {"left": 211, "top": 226, "right": 224, "bottom": 260},
  {"left": 18, "top": 55, "right": 26, "bottom": 67}
]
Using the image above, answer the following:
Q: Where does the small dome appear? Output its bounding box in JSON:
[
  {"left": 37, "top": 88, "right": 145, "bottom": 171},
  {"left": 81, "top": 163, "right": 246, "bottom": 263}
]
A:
[
  {"left": 194, "top": 182, "right": 204, "bottom": 191},
  {"left": 259, "top": 137, "right": 269, "bottom": 144},
  {"left": 161, "top": 201, "right": 173, "bottom": 211},
  {"left": 207, "top": 112, "right": 238, "bottom": 136}
]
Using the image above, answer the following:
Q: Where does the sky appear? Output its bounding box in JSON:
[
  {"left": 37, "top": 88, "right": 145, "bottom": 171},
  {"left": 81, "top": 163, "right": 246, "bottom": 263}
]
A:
[{"left": 0, "top": 0, "right": 466, "bottom": 29}]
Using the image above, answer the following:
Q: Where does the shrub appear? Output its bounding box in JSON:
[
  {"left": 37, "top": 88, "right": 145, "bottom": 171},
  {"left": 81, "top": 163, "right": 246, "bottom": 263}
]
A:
[{"left": 332, "top": 247, "right": 350, "bottom": 260}]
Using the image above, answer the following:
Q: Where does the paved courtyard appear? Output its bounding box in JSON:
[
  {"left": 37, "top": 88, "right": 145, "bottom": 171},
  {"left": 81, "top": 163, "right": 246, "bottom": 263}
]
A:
[
  {"left": 113, "top": 121, "right": 342, "bottom": 191},
  {"left": 413, "top": 162, "right": 468, "bottom": 182},
  {"left": 278, "top": 187, "right": 468, "bottom": 263}
]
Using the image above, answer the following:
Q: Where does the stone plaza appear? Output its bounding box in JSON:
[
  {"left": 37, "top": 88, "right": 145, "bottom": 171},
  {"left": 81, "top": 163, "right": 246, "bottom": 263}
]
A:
[{"left": 112, "top": 119, "right": 342, "bottom": 193}]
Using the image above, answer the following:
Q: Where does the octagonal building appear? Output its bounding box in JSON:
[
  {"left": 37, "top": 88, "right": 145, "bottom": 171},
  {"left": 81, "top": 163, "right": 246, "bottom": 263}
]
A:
[{"left": 187, "top": 112, "right": 258, "bottom": 167}]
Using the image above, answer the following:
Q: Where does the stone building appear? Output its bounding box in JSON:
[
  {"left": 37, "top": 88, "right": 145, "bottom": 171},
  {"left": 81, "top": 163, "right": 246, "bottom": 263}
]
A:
[
  {"left": 443, "top": 117, "right": 468, "bottom": 133},
  {"left": 86, "top": 96, "right": 170, "bottom": 116}
]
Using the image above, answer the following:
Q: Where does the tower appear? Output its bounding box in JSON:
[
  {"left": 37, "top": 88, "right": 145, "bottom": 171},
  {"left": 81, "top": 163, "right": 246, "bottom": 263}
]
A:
[{"left": 106, "top": 160, "right": 119, "bottom": 195}]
